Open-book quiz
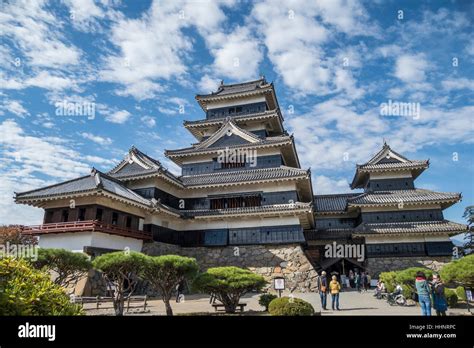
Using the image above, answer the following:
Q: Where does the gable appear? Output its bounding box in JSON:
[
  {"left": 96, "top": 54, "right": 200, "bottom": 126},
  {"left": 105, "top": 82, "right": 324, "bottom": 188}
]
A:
[{"left": 208, "top": 133, "right": 254, "bottom": 148}]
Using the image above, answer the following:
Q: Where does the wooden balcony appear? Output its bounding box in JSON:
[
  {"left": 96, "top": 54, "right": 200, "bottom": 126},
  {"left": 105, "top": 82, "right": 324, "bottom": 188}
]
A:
[{"left": 21, "top": 220, "right": 152, "bottom": 241}]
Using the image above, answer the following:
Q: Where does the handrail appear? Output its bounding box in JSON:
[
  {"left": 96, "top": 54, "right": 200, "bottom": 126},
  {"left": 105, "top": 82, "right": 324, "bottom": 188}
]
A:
[{"left": 21, "top": 220, "right": 152, "bottom": 240}]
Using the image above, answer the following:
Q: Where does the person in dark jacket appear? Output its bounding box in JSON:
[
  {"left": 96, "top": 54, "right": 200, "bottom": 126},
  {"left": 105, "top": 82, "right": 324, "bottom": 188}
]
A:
[
  {"left": 415, "top": 271, "right": 432, "bottom": 316},
  {"left": 355, "top": 272, "right": 361, "bottom": 292},
  {"left": 318, "top": 271, "right": 328, "bottom": 310},
  {"left": 431, "top": 274, "right": 448, "bottom": 316}
]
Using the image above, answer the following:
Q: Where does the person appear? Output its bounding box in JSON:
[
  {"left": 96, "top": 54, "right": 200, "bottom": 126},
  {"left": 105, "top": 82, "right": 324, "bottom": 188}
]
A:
[
  {"left": 366, "top": 273, "right": 371, "bottom": 290},
  {"left": 176, "top": 280, "right": 185, "bottom": 303},
  {"left": 349, "top": 270, "right": 355, "bottom": 288},
  {"left": 355, "top": 272, "right": 361, "bottom": 292},
  {"left": 375, "top": 280, "right": 386, "bottom": 299},
  {"left": 415, "top": 271, "right": 432, "bottom": 316},
  {"left": 318, "top": 271, "right": 328, "bottom": 310},
  {"left": 361, "top": 272, "right": 368, "bottom": 292},
  {"left": 431, "top": 274, "right": 448, "bottom": 316},
  {"left": 329, "top": 275, "right": 341, "bottom": 310}
]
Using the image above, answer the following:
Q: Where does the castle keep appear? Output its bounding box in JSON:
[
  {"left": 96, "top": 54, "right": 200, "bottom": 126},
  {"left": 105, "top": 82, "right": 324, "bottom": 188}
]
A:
[{"left": 16, "top": 78, "right": 466, "bottom": 288}]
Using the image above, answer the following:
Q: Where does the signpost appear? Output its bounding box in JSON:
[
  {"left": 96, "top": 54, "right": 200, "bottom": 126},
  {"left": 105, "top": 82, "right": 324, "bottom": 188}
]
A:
[{"left": 274, "top": 277, "right": 285, "bottom": 298}]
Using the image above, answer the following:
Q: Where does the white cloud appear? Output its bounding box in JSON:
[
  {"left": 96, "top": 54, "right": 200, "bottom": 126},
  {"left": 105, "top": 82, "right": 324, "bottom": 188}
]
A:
[
  {"left": 99, "top": 1, "right": 206, "bottom": 99},
  {"left": 0, "top": 100, "right": 29, "bottom": 117},
  {"left": 25, "top": 71, "right": 78, "bottom": 91},
  {"left": 288, "top": 97, "right": 474, "bottom": 173},
  {"left": 105, "top": 110, "right": 131, "bottom": 124},
  {"left": 62, "top": 0, "right": 107, "bottom": 32},
  {"left": 140, "top": 116, "right": 156, "bottom": 128},
  {"left": 251, "top": 0, "right": 375, "bottom": 97},
  {"left": 394, "top": 54, "right": 429, "bottom": 83},
  {"left": 313, "top": 175, "right": 351, "bottom": 194},
  {"left": 80, "top": 132, "right": 112, "bottom": 145},
  {"left": 442, "top": 78, "right": 474, "bottom": 91},
  {"left": 198, "top": 74, "right": 221, "bottom": 93},
  {"left": 0, "top": 119, "right": 121, "bottom": 224},
  {"left": 0, "top": 0, "right": 81, "bottom": 68},
  {"left": 206, "top": 27, "right": 263, "bottom": 80}
]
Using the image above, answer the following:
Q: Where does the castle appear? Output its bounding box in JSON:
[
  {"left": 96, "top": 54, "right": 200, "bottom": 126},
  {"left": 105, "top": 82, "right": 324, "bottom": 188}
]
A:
[{"left": 16, "top": 78, "right": 466, "bottom": 290}]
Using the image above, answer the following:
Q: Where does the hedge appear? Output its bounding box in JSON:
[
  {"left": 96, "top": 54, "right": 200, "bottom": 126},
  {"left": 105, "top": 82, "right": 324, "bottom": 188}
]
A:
[{"left": 268, "top": 297, "right": 315, "bottom": 316}]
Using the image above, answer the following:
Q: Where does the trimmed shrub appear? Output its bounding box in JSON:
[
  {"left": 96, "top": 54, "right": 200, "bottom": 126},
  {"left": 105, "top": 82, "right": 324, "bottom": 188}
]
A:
[
  {"left": 259, "top": 293, "right": 278, "bottom": 311},
  {"left": 455, "top": 286, "right": 467, "bottom": 301},
  {"left": 0, "top": 257, "right": 83, "bottom": 315},
  {"left": 33, "top": 248, "right": 91, "bottom": 289},
  {"left": 143, "top": 255, "right": 198, "bottom": 316},
  {"left": 193, "top": 266, "right": 266, "bottom": 313},
  {"left": 440, "top": 255, "right": 474, "bottom": 288},
  {"left": 444, "top": 288, "right": 458, "bottom": 308},
  {"left": 379, "top": 271, "right": 397, "bottom": 293},
  {"left": 268, "top": 297, "right": 315, "bottom": 316},
  {"left": 92, "top": 251, "right": 148, "bottom": 316}
]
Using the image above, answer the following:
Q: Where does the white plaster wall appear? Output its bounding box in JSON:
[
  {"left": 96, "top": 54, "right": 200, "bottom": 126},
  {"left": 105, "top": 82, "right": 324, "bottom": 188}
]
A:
[
  {"left": 206, "top": 96, "right": 265, "bottom": 109},
  {"left": 147, "top": 215, "right": 300, "bottom": 231},
  {"left": 364, "top": 234, "right": 451, "bottom": 244},
  {"left": 369, "top": 171, "right": 412, "bottom": 180},
  {"left": 38, "top": 232, "right": 143, "bottom": 252}
]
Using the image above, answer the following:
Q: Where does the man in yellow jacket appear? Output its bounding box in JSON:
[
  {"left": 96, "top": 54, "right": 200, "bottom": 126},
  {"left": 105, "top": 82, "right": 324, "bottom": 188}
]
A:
[{"left": 329, "top": 275, "right": 341, "bottom": 311}]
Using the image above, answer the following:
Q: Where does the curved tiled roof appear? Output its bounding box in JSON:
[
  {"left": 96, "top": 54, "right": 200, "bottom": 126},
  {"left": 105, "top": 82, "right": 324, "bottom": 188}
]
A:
[
  {"left": 15, "top": 169, "right": 151, "bottom": 206},
  {"left": 347, "top": 189, "right": 461, "bottom": 206},
  {"left": 166, "top": 136, "right": 293, "bottom": 157},
  {"left": 180, "top": 166, "right": 309, "bottom": 187},
  {"left": 354, "top": 220, "right": 467, "bottom": 235},
  {"left": 314, "top": 193, "right": 361, "bottom": 213},
  {"left": 196, "top": 78, "right": 270, "bottom": 98},
  {"left": 184, "top": 110, "right": 282, "bottom": 128},
  {"left": 178, "top": 202, "right": 312, "bottom": 218},
  {"left": 358, "top": 160, "right": 429, "bottom": 171}
]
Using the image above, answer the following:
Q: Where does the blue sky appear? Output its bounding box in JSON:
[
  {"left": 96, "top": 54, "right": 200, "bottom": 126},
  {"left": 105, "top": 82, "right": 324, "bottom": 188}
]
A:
[{"left": 0, "top": 0, "right": 473, "bottom": 225}]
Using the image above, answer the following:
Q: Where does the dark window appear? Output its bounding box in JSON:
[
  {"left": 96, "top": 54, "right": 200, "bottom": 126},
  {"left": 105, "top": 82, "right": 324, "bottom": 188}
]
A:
[
  {"left": 95, "top": 208, "right": 103, "bottom": 221},
  {"left": 112, "top": 212, "right": 119, "bottom": 225},
  {"left": 61, "top": 209, "right": 69, "bottom": 222},
  {"left": 126, "top": 216, "right": 132, "bottom": 228},
  {"left": 45, "top": 211, "right": 54, "bottom": 223},
  {"left": 78, "top": 208, "right": 86, "bottom": 221}
]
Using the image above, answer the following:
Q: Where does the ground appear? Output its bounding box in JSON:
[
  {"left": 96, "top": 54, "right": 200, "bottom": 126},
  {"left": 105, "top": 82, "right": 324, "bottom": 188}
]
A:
[{"left": 83, "top": 289, "right": 472, "bottom": 316}]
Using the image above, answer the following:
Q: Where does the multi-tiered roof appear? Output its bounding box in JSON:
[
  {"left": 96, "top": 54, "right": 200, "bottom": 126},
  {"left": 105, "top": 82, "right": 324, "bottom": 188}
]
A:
[{"left": 313, "top": 143, "right": 466, "bottom": 238}]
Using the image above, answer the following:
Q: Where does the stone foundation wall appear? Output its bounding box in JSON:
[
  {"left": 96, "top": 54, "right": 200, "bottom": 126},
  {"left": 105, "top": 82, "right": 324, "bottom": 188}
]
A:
[
  {"left": 142, "top": 242, "right": 319, "bottom": 292},
  {"left": 367, "top": 256, "right": 452, "bottom": 278}
]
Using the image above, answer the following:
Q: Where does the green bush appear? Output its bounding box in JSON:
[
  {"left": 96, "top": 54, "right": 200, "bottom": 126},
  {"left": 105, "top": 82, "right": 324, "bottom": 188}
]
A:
[
  {"left": 268, "top": 297, "right": 315, "bottom": 316},
  {"left": 440, "top": 255, "right": 474, "bottom": 288},
  {"left": 379, "top": 268, "right": 434, "bottom": 298},
  {"left": 0, "top": 257, "right": 82, "bottom": 315},
  {"left": 143, "top": 255, "right": 198, "bottom": 316},
  {"left": 444, "top": 288, "right": 458, "bottom": 308},
  {"left": 193, "top": 266, "right": 266, "bottom": 313},
  {"left": 455, "top": 286, "right": 467, "bottom": 301},
  {"left": 379, "top": 271, "right": 397, "bottom": 293},
  {"left": 93, "top": 251, "right": 148, "bottom": 316},
  {"left": 258, "top": 293, "right": 278, "bottom": 311},
  {"left": 33, "top": 248, "right": 91, "bottom": 288}
]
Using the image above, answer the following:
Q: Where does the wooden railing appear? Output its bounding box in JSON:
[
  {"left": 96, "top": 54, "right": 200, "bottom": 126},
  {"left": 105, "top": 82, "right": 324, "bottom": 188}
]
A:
[{"left": 21, "top": 220, "right": 152, "bottom": 240}]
